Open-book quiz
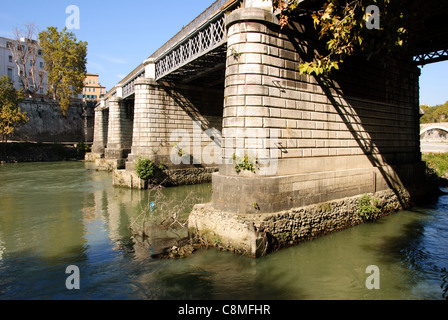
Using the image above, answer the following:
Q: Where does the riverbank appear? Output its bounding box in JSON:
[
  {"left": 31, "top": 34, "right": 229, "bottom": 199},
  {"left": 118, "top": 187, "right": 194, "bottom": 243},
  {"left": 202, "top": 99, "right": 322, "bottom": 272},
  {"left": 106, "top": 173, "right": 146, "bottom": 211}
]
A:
[
  {"left": 0, "top": 142, "right": 89, "bottom": 163},
  {"left": 423, "top": 152, "right": 448, "bottom": 177}
]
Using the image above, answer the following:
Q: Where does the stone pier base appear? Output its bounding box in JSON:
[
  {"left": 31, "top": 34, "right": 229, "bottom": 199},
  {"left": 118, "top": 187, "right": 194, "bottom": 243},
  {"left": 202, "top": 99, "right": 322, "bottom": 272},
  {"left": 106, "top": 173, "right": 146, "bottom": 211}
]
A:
[
  {"left": 188, "top": 187, "right": 427, "bottom": 258},
  {"left": 85, "top": 152, "right": 103, "bottom": 162},
  {"left": 95, "top": 158, "right": 126, "bottom": 172},
  {"left": 113, "top": 169, "right": 147, "bottom": 189},
  {"left": 112, "top": 167, "right": 219, "bottom": 189}
]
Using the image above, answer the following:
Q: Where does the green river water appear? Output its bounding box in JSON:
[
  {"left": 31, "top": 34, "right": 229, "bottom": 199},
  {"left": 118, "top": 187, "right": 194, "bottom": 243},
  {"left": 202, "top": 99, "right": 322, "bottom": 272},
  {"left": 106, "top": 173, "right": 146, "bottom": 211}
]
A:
[{"left": 0, "top": 161, "right": 447, "bottom": 300}]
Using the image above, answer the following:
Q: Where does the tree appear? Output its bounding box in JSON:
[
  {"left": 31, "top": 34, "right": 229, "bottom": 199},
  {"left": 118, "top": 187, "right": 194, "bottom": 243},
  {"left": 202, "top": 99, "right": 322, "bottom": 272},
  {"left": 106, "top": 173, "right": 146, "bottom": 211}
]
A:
[
  {"left": 420, "top": 102, "right": 448, "bottom": 124},
  {"left": 8, "top": 23, "right": 46, "bottom": 97},
  {"left": 272, "top": 0, "right": 433, "bottom": 76},
  {"left": 0, "top": 75, "right": 28, "bottom": 142},
  {"left": 420, "top": 104, "right": 436, "bottom": 124},
  {"left": 38, "top": 27, "right": 87, "bottom": 116},
  {"left": 433, "top": 102, "right": 448, "bottom": 122}
]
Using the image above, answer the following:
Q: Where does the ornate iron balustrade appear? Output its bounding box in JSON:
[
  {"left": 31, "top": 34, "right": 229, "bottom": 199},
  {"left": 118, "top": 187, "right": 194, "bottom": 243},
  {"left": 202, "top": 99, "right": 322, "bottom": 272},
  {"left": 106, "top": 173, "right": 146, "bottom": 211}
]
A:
[
  {"left": 154, "top": 13, "right": 227, "bottom": 80},
  {"left": 153, "top": 0, "right": 243, "bottom": 81},
  {"left": 123, "top": 69, "right": 146, "bottom": 98},
  {"left": 103, "top": 0, "right": 242, "bottom": 101}
]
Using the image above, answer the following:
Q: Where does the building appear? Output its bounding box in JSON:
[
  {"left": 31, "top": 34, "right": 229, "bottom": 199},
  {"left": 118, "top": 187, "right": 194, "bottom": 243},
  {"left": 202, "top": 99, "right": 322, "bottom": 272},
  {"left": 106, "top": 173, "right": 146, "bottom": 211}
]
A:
[
  {"left": 83, "top": 73, "right": 106, "bottom": 102},
  {"left": 0, "top": 35, "right": 47, "bottom": 96},
  {"left": 1, "top": 35, "right": 85, "bottom": 101}
]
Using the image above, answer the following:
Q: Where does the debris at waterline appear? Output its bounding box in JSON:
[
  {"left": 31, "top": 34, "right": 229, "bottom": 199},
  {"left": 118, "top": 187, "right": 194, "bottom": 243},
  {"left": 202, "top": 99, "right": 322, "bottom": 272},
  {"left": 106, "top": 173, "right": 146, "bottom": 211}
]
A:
[{"left": 128, "top": 184, "right": 209, "bottom": 259}]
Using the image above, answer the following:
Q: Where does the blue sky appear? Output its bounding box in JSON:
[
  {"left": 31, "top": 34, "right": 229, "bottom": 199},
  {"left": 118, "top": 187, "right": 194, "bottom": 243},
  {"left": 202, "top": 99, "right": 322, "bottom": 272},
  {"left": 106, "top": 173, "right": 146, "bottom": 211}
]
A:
[
  {"left": 1, "top": 0, "right": 447, "bottom": 106},
  {"left": 0, "top": 0, "right": 214, "bottom": 91}
]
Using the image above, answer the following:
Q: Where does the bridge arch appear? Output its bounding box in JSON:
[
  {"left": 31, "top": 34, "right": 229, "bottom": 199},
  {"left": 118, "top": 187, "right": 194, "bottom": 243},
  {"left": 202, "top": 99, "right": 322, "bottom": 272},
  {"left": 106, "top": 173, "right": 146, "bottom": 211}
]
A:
[{"left": 420, "top": 125, "right": 448, "bottom": 136}]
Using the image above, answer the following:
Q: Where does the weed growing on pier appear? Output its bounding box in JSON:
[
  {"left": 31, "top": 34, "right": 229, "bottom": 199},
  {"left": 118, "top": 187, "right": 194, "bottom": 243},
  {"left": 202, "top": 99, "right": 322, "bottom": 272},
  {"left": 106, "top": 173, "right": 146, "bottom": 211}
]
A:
[
  {"left": 135, "top": 157, "right": 166, "bottom": 181},
  {"left": 230, "top": 47, "right": 242, "bottom": 60},
  {"left": 233, "top": 153, "right": 256, "bottom": 174},
  {"left": 357, "top": 194, "right": 380, "bottom": 221},
  {"left": 173, "top": 143, "right": 188, "bottom": 157}
]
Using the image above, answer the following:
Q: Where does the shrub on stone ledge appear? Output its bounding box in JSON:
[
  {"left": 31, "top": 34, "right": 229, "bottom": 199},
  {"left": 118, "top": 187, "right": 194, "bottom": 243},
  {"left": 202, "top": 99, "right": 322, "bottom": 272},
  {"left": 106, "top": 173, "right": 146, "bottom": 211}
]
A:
[
  {"left": 135, "top": 157, "right": 165, "bottom": 181},
  {"left": 357, "top": 194, "right": 381, "bottom": 221}
]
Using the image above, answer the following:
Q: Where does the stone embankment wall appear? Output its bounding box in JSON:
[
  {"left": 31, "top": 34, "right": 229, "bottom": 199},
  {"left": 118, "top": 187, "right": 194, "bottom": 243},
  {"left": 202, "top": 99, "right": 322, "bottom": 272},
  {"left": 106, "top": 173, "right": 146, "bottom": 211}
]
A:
[
  {"left": 11, "top": 98, "right": 94, "bottom": 143},
  {"left": 0, "top": 142, "right": 84, "bottom": 163}
]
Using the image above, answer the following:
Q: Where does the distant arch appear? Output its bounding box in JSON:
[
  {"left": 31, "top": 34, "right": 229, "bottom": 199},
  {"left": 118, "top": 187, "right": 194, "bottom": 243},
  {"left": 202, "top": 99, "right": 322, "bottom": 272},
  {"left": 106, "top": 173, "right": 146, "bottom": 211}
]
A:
[{"left": 420, "top": 126, "right": 448, "bottom": 136}]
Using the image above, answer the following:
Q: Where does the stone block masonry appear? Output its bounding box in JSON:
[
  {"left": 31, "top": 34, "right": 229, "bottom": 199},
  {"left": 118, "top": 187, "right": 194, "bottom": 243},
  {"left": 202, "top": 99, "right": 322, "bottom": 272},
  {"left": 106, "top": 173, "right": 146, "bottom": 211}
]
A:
[
  {"left": 117, "top": 77, "right": 224, "bottom": 187},
  {"left": 93, "top": 97, "right": 134, "bottom": 171},
  {"left": 91, "top": 107, "right": 108, "bottom": 155},
  {"left": 212, "top": 7, "right": 424, "bottom": 214},
  {"left": 127, "top": 79, "right": 223, "bottom": 167},
  {"left": 105, "top": 97, "right": 133, "bottom": 160}
]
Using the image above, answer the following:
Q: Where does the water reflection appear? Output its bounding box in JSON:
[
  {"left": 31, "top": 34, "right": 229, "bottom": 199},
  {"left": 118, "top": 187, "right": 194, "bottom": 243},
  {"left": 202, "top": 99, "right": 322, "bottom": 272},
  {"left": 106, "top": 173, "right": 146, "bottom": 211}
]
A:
[
  {"left": 0, "top": 238, "right": 4, "bottom": 261},
  {"left": 129, "top": 203, "right": 448, "bottom": 300},
  {"left": 0, "top": 162, "right": 447, "bottom": 300}
]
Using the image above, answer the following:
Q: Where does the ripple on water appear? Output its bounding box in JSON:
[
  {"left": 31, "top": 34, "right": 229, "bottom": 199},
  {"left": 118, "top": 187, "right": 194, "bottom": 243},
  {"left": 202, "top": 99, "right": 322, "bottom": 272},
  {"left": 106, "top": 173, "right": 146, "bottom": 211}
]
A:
[{"left": 0, "top": 162, "right": 447, "bottom": 299}]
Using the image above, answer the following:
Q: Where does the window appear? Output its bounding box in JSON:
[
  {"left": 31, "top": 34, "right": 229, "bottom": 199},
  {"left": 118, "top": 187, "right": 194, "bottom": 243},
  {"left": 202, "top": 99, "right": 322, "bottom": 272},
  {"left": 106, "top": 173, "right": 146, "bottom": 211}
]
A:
[
  {"left": 6, "top": 41, "right": 13, "bottom": 49},
  {"left": 40, "top": 62, "right": 44, "bottom": 69},
  {"left": 38, "top": 50, "right": 42, "bottom": 56},
  {"left": 7, "top": 68, "right": 13, "bottom": 80},
  {"left": 8, "top": 55, "right": 13, "bottom": 63},
  {"left": 39, "top": 88, "right": 44, "bottom": 94}
]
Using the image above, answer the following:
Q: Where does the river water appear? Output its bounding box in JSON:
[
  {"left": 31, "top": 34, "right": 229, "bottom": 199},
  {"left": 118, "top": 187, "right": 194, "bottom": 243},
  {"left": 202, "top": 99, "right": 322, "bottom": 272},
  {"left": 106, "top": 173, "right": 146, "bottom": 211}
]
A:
[{"left": 0, "top": 161, "right": 447, "bottom": 300}]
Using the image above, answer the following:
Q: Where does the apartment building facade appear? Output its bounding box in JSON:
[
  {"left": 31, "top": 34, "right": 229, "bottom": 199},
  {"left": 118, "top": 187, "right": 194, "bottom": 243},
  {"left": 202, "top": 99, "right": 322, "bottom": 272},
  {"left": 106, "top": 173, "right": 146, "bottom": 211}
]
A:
[
  {"left": 83, "top": 73, "right": 106, "bottom": 102},
  {"left": 0, "top": 36, "right": 48, "bottom": 95}
]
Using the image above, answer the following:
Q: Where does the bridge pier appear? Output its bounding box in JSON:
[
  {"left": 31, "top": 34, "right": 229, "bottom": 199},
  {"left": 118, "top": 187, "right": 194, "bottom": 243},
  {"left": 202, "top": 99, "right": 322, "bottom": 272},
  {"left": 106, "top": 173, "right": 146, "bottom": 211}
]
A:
[
  {"left": 87, "top": 0, "right": 440, "bottom": 257},
  {"left": 113, "top": 59, "right": 224, "bottom": 188},
  {"left": 87, "top": 102, "right": 109, "bottom": 162},
  {"left": 189, "top": 5, "right": 429, "bottom": 257},
  {"left": 96, "top": 96, "right": 134, "bottom": 171}
]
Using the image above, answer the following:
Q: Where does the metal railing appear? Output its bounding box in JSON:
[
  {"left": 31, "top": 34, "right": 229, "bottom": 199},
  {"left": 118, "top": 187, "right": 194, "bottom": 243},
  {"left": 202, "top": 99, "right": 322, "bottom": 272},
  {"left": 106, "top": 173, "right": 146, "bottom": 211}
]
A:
[
  {"left": 153, "top": 0, "right": 242, "bottom": 80},
  {"left": 154, "top": 14, "right": 226, "bottom": 80},
  {"left": 104, "top": 0, "right": 241, "bottom": 100},
  {"left": 122, "top": 69, "right": 146, "bottom": 98}
]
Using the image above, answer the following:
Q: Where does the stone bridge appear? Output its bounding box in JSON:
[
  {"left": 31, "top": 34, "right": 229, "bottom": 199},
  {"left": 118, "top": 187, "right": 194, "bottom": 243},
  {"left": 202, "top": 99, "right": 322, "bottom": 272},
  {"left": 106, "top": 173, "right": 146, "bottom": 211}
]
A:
[
  {"left": 420, "top": 122, "right": 448, "bottom": 136},
  {"left": 87, "top": 0, "right": 448, "bottom": 256},
  {"left": 420, "top": 122, "right": 448, "bottom": 153}
]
